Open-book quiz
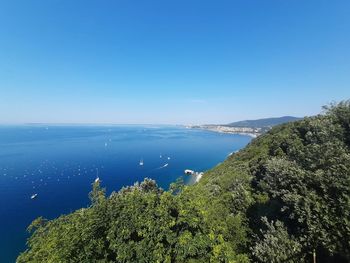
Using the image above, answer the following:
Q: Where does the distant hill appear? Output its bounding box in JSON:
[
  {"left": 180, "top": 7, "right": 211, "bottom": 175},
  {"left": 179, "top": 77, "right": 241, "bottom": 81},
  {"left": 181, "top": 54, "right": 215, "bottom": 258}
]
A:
[
  {"left": 188, "top": 116, "right": 303, "bottom": 137},
  {"left": 226, "top": 116, "right": 302, "bottom": 128}
]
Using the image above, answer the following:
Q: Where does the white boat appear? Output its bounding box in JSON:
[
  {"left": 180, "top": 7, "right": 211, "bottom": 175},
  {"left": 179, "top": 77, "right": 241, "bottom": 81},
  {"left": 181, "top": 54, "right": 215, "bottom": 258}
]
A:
[
  {"left": 184, "top": 169, "right": 195, "bottom": 175},
  {"left": 139, "top": 158, "right": 144, "bottom": 166},
  {"left": 167, "top": 157, "right": 171, "bottom": 160},
  {"left": 95, "top": 168, "right": 100, "bottom": 183},
  {"left": 31, "top": 194, "right": 38, "bottom": 199}
]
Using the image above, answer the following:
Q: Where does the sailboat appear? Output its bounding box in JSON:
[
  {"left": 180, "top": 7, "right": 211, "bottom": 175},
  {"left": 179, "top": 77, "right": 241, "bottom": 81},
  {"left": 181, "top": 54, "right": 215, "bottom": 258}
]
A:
[
  {"left": 94, "top": 168, "right": 100, "bottom": 183},
  {"left": 139, "top": 158, "right": 144, "bottom": 166}
]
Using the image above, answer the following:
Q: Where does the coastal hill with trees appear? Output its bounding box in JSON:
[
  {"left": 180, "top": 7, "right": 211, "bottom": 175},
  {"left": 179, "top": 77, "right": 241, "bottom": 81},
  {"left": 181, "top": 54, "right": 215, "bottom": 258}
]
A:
[
  {"left": 17, "top": 101, "right": 350, "bottom": 263},
  {"left": 226, "top": 116, "right": 302, "bottom": 128},
  {"left": 188, "top": 116, "right": 302, "bottom": 137}
]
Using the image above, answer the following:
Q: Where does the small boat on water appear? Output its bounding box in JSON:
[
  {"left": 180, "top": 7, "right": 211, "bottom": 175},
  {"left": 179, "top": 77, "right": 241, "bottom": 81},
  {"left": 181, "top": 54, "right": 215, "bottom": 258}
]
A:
[
  {"left": 183, "top": 169, "right": 203, "bottom": 182},
  {"left": 94, "top": 168, "right": 100, "bottom": 183},
  {"left": 31, "top": 194, "right": 38, "bottom": 200},
  {"left": 139, "top": 158, "right": 144, "bottom": 166},
  {"left": 184, "top": 169, "right": 195, "bottom": 175},
  {"left": 167, "top": 157, "right": 171, "bottom": 160}
]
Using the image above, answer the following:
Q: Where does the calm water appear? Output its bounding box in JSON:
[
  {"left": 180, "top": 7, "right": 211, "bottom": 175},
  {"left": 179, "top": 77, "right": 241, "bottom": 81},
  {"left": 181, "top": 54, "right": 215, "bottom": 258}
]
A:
[{"left": 0, "top": 125, "right": 251, "bottom": 262}]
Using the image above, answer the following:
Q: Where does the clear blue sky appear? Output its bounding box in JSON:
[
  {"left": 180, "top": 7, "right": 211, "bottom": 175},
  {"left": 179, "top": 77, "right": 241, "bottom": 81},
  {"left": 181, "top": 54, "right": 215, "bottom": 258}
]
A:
[{"left": 0, "top": 0, "right": 349, "bottom": 124}]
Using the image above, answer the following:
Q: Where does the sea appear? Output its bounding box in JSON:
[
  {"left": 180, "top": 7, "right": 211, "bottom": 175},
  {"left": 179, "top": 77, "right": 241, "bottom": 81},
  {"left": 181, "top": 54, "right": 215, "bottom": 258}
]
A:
[{"left": 0, "top": 125, "right": 251, "bottom": 262}]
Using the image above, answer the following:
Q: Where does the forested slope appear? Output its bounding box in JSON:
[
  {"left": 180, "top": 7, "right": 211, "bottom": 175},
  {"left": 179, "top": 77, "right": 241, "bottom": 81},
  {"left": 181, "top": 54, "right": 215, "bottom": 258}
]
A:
[
  {"left": 17, "top": 101, "right": 350, "bottom": 263},
  {"left": 226, "top": 116, "right": 301, "bottom": 128},
  {"left": 194, "top": 101, "right": 350, "bottom": 262}
]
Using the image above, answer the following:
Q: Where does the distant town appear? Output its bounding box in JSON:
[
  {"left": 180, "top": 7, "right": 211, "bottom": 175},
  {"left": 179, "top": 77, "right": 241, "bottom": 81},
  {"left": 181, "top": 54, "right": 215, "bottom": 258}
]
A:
[
  {"left": 187, "top": 125, "right": 262, "bottom": 137},
  {"left": 187, "top": 116, "right": 302, "bottom": 138}
]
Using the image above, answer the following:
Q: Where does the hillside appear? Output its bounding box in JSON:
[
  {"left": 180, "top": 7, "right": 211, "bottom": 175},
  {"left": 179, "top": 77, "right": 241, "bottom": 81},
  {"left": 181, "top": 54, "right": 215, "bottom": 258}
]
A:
[
  {"left": 193, "top": 102, "right": 350, "bottom": 262},
  {"left": 226, "top": 116, "right": 302, "bottom": 128},
  {"left": 189, "top": 116, "right": 302, "bottom": 137},
  {"left": 17, "top": 101, "right": 350, "bottom": 263}
]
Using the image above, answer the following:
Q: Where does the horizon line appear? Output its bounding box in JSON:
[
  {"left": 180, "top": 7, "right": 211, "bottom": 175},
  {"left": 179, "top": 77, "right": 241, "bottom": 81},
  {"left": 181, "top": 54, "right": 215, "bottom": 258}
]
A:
[{"left": 0, "top": 114, "right": 305, "bottom": 127}]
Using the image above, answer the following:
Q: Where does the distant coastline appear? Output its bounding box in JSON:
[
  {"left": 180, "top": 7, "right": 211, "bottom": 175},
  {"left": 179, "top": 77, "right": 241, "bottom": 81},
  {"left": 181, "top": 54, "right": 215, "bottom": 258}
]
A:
[
  {"left": 186, "top": 116, "right": 302, "bottom": 138},
  {"left": 186, "top": 125, "right": 260, "bottom": 138}
]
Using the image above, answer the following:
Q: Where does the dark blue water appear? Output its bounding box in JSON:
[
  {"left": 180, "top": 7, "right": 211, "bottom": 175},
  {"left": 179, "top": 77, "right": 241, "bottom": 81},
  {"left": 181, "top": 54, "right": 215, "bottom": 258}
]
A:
[{"left": 0, "top": 125, "right": 251, "bottom": 262}]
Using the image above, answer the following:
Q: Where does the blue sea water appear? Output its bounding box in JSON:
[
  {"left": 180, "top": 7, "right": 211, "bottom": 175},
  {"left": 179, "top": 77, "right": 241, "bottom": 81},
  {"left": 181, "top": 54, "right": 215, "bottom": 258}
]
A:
[{"left": 0, "top": 125, "right": 251, "bottom": 262}]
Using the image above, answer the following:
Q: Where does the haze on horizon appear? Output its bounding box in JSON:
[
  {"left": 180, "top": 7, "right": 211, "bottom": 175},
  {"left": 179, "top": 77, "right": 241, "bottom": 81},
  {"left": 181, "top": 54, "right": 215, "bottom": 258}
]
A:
[{"left": 0, "top": 0, "right": 349, "bottom": 125}]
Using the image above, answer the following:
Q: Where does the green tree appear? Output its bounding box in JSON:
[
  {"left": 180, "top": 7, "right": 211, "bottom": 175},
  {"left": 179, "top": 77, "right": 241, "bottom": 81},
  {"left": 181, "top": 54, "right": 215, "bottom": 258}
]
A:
[{"left": 251, "top": 217, "right": 302, "bottom": 263}]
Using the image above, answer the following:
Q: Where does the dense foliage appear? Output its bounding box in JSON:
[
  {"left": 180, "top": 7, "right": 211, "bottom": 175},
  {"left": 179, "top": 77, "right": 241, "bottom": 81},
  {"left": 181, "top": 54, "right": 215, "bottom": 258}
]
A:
[
  {"left": 17, "top": 179, "right": 249, "bottom": 263},
  {"left": 18, "top": 101, "right": 350, "bottom": 262}
]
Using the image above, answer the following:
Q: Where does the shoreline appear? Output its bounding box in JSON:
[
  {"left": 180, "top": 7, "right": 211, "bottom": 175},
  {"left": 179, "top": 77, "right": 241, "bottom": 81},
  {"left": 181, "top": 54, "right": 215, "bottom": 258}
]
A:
[
  {"left": 186, "top": 125, "right": 260, "bottom": 138},
  {"left": 195, "top": 172, "right": 204, "bottom": 182},
  {"left": 204, "top": 129, "right": 259, "bottom": 138}
]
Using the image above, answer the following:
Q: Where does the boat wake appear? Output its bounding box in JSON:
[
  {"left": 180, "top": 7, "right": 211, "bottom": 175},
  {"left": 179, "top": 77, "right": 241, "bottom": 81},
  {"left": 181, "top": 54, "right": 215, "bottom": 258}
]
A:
[{"left": 155, "top": 163, "right": 169, "bottom": 170}]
